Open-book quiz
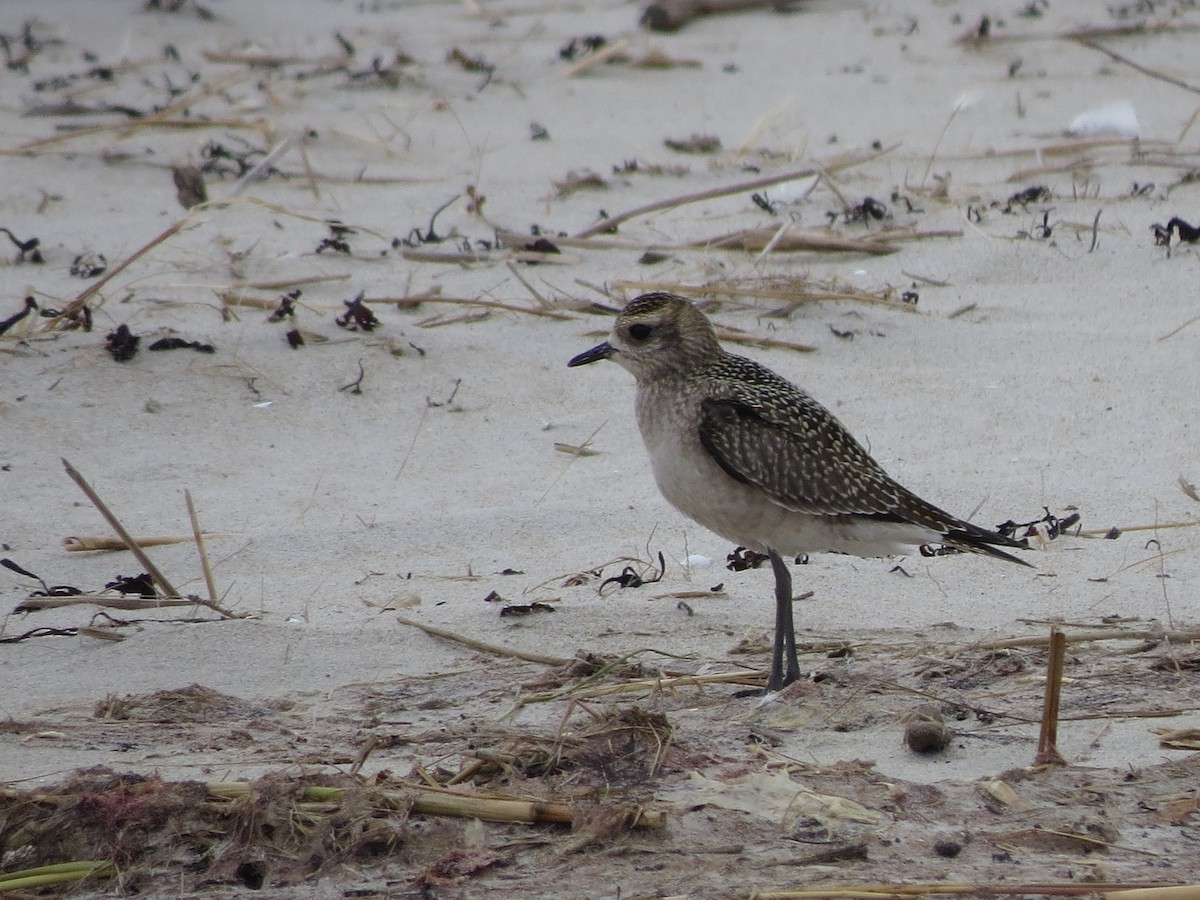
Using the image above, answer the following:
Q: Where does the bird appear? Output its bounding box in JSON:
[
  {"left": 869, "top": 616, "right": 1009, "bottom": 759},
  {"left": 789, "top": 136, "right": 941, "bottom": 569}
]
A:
[{"left": 568, "top": 291, "right": 1031, "bottom": 693}]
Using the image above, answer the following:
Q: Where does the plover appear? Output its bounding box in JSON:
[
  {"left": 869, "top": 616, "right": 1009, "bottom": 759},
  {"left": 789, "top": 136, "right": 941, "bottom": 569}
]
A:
[{"left": 569, "top": 292, "right": 1030, "bottom": 693}]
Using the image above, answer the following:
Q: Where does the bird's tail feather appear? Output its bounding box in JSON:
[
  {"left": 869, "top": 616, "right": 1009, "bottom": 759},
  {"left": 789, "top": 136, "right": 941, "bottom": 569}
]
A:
[{"left": 943, "top": 524, "right": 1033, "bottom": 568}]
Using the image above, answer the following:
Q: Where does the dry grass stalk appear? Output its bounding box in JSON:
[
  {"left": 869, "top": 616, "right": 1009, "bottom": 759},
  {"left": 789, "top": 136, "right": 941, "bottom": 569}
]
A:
[
  {"left": 51, "top": 462, "right": 243, "bottom": 619},
  {"left": 219, "top": 291, "right": 288, "bottom": 311},
  {"left": 958, "top": 18, "right": 1200, "bottom": 48},
  {"left": 372, "top": 294, "right": 574, "bottom": 320},
  {"left": 506, "top": 259, "right": 551, "bottom": 306},
  {"left": 62, "top": 535, "right": 196, "bottom": 551},
  {"left": 1075, "top": 40, "right": 1200, "bottom": 95},
  {"left": 1153, "top": 727, "right": 1200, "bottom": 751},
  {"left": 232, "top": 274, "right": 352, "bottom": 291},
  {"left": 396, "top": 615, "right": 571, "bottom": 666},
  {"left": 61, "top": 458, "right": 180, "bottom": 598},
  {"left": 1034, "top": 626, "right": 1068, "bottom": 766},
  {"left": 416, "top": 309, "right": 491, "bottom": 328},
  {"left": 539, "top": 421, "right": 606, "bottom": 504},
  {"left": 399, "top": 247, "right": 497, "bottom": 263},
  {"left": 3, "top": 70, "right": 256, "bottom": 154},
  {"left": 754, "top": 883, "right": 1198, "bottom": 899},
  {"left": 1077, "top": 518, "right": 1200, "bottom": 537},
  {"left": 571, "top": 670, "right": 763, "bottom": 699},
  {"left": 207, "top": 777, "right": 663, "bottom": 828},
  {"left": 612, "top": 276, "right": 917, "bottom": 311},
  {"left": 553, "top": 441, "right": 599, "bottom": 456},
  {"left": 4, "top": 117, "right": 266, "bottom": 154},
  {"left": 1160, "top": 312, "right": 1200, "bottom": 341},
  {"left": 573, "top": 144, "right": 897, "bottom": 239},
  {"left": 46, "top": 218, "right": 189, "bottom": 327},
  {"left": 712, "top": 326, "right": 817, "bottom": 354},
  {"left": 16, "top": 595, "right": 228, "bottom": 613},
  {"left": 693, "top": 226, "right": 901, "bottom": 255},
  {"left": 942, "top": 136, "right": 1163, "bottom": 163},
  {"left": 46, "top": 197, "right": 389, "bottom": 329},
  {"left": 185, "top": 490, "right": 219, "bottom": 603},
  {"left": 200, "top": 48, "right": 348, "bottom": 67},
  {"left": 977, "top": 628, "right": 1200, "bottom": 650},
  {"left": 1105, "top": 888, "right": 1200, "bottom": 900}
]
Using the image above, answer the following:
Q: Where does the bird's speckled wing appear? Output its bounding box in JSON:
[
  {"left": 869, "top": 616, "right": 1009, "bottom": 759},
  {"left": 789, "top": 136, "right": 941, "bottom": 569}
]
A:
[
  {"left": 696, "top": 353, "right": 956, "bottom": 529},
  {"left": 695, "top": 356, "right": 1030, "bottom": 564},
  {"left": 698, "top": 390, "right": 914, "bottom": 519}
]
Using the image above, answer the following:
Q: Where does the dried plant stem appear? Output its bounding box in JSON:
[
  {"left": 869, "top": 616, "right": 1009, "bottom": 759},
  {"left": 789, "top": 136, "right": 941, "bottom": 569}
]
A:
[
  {"left": 692, "top": 227, "right": 901, "bottom": 255},
  {"left": 233, "top": 274, "right": 352, "bottom": 291},
  {"left": 1077, "top": 519, "right": 1200, "bottom": 536},
  {"left": 48, "top": 218, "right": 189, "bottom": 327},
  {"left": 611, "top": 278, "right": 916, "bottom": 311},
  {"left": 396, "top": 615, "right": 571, "bottom": 666},
  {"left": 16, "top": 595, "right": 216, "bottom": 612},
  {"left": 1034, "top": 626, "right": 1068, "bottom": 766},
  {"left": 4, "top": 118, "right": 264, "bottom": 154},
  {"left": 574, "top": 146, "right": 896, "bottom": 239},
  {"left": 1107, "top": 885, "right": 1200, "bottom": 900},
  {"left": 4, "top": 71, "right": 254, "bottom": 154},
  {"left": 505, "top": 260, "right": 553, "bottom": 309},
  {"left": 712, "top": 327, "right": 817, "bottom": 353},
  {"left": 573, "top": 670, "right": 763, "bottom": 699},
  {"left": 538, "top": 421, "right": 606, "bottom": 505},
  {"left": 946, "top": 136, "right": 1158, "bottom": 162},
  {"left": 978, "top": 628, "right": 1200, "bottom": 649},
  {"left": 206, "top": 778, "right": 662, "bottom": 828},
  {"left": 370, "top": 295, "right": 573, "bottom": 320},
  {"left": 399, "top": 247, "right": 496, "bottom": 264},
  {"left": 1158, "top": 312, "right": 1200, "bottom": 342},
  {"left": 185, "top": 490, "right": 219, "bottom": 603},
  {"left": 61, "top": 459, "right": 180, "bottom": 599},
  {"left": 48, "top": 197, "right": 390, "bottom": 329},
  {"left": 226, "top": 135, "right": 296, "bottom": 198},
  {"left": 755, "top": 883, "right": 1196, "bottom": 899},
  {"left": 1075, "top": 39, "right": 1200, "bottom": 96},
  {"left": 62, "top": 535, "right": 196, "bottom": 551}
]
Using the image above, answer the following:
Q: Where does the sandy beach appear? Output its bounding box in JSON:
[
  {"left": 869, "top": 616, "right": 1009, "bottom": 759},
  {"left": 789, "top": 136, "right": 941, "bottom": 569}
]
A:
[{"left": 2, "top": 0, "right": 1199, "bottom": 895}]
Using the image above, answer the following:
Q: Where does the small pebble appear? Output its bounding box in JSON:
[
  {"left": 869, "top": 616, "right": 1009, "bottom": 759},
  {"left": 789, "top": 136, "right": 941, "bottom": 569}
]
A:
[{"left": 903, "top": 704, "right": 952, "bottom": 753}]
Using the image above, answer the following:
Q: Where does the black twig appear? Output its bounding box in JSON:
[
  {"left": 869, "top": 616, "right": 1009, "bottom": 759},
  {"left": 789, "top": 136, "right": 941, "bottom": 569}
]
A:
[{"left": 339, "top": 359, "right": 366, "bottom": 394}]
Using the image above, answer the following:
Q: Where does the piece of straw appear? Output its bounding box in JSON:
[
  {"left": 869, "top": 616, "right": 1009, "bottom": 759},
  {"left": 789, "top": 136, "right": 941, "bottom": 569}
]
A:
[
  {"left": 61, "top": 459, "right": 180, "bottom": 598},
  {"left": 1034, "top": 626, "right": 1068, "bottom": 766},
  {"left": 396, "top": 615, "right": 571, "bottom": 666}
]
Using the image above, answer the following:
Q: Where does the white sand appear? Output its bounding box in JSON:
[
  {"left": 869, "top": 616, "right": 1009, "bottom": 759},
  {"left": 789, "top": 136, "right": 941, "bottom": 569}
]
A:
[{"left": 2, "top": 0, "right": 1197, "bottom": 838}]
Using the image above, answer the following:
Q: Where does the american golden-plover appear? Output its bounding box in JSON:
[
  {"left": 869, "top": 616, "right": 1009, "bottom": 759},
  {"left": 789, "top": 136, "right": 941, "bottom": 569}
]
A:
[{"left": 569, "top": 292, "right": 1030, "bottom": 693}]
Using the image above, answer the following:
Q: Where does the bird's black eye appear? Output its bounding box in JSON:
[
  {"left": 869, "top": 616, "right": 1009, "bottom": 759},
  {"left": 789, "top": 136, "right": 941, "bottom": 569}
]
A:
[{"left": 628, "top": 323, "right": 653, "bottom": 341}]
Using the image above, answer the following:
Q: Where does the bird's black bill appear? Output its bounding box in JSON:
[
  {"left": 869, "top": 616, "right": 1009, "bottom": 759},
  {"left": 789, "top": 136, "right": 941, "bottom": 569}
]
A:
[{"left": 567, "top": 341, "right": 613, "bottom": 367}]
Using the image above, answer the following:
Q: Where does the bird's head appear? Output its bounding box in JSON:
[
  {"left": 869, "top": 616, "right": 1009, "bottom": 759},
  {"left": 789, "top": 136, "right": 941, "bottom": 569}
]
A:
[{"left": 567, "top": 292, "right": 721, "bottom": 380}]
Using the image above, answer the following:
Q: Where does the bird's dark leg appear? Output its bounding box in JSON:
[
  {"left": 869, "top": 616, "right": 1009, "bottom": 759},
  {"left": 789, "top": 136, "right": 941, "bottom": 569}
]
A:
[{"left": 766, "top": 548, "right": 800, "bottom": 692}]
